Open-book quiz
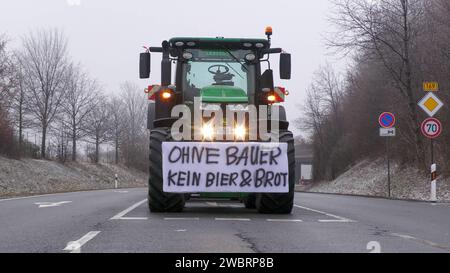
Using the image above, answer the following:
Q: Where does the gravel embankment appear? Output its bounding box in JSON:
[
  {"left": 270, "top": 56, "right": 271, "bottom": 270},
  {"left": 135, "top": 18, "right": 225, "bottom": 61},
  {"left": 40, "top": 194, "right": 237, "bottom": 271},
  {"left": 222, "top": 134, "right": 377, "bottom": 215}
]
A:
[
  {"left": 0, "top": 156, "right": 147, "bottom": 198},
  {"left": 297, "top": 158, "right": 450, "bottom": 202}
]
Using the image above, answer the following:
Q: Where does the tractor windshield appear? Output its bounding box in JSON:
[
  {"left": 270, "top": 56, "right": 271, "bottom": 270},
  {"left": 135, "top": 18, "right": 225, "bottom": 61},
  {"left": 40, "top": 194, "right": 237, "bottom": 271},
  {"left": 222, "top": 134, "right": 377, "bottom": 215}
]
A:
[{"left": 182, "top": 49, "right": 255, "bottom": 94}]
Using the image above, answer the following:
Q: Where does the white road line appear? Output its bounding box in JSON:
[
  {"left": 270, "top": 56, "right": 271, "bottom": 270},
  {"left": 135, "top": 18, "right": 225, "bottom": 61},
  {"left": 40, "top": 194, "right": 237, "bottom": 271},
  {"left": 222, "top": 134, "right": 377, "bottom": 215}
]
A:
[
  {"left": 110, "top": 199, "right": 147, "bottom": 220},
  {"left": 0, "top": 193, "right": 75, "bottom": 202},
  {"left": 63, "top": 231, "right": 100, "bottom": 253},
  {"left": 164, "top": 217, "right": 200, "bottom": 221},
  {"left": 35, "top": 201, "right": 72, "bottom": 208},
  {"left": 267, "top": 219, "right": 303, "bottom": 222},
  {"left": 119, "top": 217, "right": 148, "bottom": 220},
  {"left": 390, "top": 233, "right": 450, "bottom": 251},
  {"left": 215, "top": 218, "right": 251, "bottom": 221},
  {"left": 0, "top": 188, "right": 136, "bottom": 202},
  {"left": 204, "top": 202, "right": 243, "bottom": 208},
  {"left": 294, "top": 204, "right": 355, "bottom": 223}
]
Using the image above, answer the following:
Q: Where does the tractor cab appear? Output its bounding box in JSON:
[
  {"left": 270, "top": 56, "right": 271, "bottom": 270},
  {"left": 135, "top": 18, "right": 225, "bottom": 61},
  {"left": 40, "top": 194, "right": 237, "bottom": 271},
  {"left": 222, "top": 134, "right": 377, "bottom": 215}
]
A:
[{"left": 140, "top": 30, "right": 291, "bottom": 129}]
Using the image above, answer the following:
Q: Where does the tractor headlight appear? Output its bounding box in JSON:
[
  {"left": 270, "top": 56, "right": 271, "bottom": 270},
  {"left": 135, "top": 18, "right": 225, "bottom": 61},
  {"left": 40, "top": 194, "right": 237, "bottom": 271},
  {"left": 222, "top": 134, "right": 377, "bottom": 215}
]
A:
[
  {"left": 234, "top": 125, "right": 246, "bottom": 140},
  {"left": 201, "top": 122, "right": 215, "bottom": 140}
]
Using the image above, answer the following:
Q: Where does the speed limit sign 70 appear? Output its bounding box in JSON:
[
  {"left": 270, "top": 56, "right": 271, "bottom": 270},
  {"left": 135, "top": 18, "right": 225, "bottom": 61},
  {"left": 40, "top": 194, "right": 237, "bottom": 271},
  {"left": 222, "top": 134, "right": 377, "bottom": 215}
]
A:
[{"left": 421, "top": 118, "right": 442, "bottom": 139}]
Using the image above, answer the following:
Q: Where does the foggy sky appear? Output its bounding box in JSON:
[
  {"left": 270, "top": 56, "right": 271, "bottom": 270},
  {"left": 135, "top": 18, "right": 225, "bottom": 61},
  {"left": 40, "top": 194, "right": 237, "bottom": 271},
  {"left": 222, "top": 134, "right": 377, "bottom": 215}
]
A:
[{"left": 0, "top": 0, "right": 346, "bottom": 137}]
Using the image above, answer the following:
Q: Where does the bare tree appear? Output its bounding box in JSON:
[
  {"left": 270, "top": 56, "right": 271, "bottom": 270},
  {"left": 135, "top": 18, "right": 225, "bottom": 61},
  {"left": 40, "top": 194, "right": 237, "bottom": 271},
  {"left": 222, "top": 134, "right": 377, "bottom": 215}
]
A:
[
  {"left": 62, "top": 63, "right": 100, "bottom": 161},
  {"left": 84, "top": 99, "right": 110, "bottom": 163},
  {"left": 0, "top": 35, "right": 16, "bottom": 156},
  {"left": 297, "top": 65, "right": 345, "bottom": 180},
  {"left": 328, "top": 0, "right": 427, "bottom": 165},
  {"left": 8, "top": 60, "right": 34, "bottom": 154},
  {"left": 120, "top": 82, "right": 147, "bottom": 168},
  {"left": 17, "top": 29, "right": 70, "bottom": 159},
  {"left": 108, "top": 95, "right": 125, "bottom": 164}
]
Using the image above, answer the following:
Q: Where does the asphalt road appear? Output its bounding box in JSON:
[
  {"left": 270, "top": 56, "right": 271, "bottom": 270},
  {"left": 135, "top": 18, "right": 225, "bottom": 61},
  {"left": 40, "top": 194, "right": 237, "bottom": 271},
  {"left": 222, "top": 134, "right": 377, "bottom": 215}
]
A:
[{"left": 0, "top": 188, "right": 449, "bottom": 253}]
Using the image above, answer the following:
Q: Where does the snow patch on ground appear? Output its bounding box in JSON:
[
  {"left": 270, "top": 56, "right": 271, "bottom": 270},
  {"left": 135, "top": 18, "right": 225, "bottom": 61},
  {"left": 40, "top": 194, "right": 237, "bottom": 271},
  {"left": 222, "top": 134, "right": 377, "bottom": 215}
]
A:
[
  {"left": 0, "top": 156, "right": 146, "bottom": 198},
  {"left": 298, "top": 158, "right": 450, "bottom": 202}
]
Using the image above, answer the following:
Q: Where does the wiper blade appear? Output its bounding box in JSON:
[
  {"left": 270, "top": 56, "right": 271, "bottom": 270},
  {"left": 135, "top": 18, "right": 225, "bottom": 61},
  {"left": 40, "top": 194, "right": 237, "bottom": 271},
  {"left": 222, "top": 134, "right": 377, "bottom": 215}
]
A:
[
  {"left": 225, "top": 62, "right": 244, "bottom": 79},
  {"left": 222, "top": 46, "right": 248, "bottom": 72}
]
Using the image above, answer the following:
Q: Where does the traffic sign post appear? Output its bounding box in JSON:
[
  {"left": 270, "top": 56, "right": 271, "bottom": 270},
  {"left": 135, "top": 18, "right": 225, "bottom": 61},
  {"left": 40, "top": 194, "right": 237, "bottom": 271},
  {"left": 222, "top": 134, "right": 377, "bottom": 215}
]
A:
[
  {"left": 419, "top": 81, "right": 443, "bottom": 202},
  {"left": 421, "top": 118, "right": 442, "bottom": 202},
  {"left": 379, "top": 112, "right": 396, "bottom": 198}
]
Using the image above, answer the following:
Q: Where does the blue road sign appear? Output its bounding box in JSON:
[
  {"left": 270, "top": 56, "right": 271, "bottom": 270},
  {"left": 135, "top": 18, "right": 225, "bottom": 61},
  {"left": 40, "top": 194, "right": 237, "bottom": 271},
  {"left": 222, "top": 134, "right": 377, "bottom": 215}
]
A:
[{"left": 379, "top": 112, "right": 396, "bottom": 129}]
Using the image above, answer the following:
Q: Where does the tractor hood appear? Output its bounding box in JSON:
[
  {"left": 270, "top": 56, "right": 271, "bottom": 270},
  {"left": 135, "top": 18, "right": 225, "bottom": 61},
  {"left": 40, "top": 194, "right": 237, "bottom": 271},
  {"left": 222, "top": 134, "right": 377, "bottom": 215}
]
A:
[{"left": 200, "top": 85, "right": 248, "bottom": 103}]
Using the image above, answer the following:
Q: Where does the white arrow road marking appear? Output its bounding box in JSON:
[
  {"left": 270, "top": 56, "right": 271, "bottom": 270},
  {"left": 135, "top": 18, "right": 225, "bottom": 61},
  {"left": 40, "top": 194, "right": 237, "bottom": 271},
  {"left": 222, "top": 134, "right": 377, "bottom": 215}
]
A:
[
  {"left": 63, "top": 231, "right": 100, "bottom": 253},
  {"left": 294, "top": 204, "right": 355, "bottom": 223},
  {"left": 110, "top": 199, "right": 147, "bottom": 220},
  {"left": 35, "top": 201, "right": 72, "bottom": 208}
]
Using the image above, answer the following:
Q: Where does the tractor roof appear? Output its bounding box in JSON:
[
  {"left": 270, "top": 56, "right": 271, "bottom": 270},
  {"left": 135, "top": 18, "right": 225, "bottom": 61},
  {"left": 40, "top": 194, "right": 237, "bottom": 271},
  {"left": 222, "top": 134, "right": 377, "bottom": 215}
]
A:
[{"left": 169, "top": 37, "right": 270, "bottom": 50}]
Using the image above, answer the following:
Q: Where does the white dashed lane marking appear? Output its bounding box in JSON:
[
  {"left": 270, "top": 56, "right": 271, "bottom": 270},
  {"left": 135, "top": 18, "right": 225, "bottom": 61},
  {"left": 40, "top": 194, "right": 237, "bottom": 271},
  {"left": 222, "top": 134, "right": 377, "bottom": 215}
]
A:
[
  {"left": 215, "top": 218, "right": 251, "bottom": 221},
  {"left": 108, "top": 199, "right": 356, "bottom": 223},
  {"left": 35, "top": 201, "right": 72, "bottom": 208},
  {"left": 164, "top": 217, "right": 200, "bottom": 221},
  {"left": 390, "top": 233, "right": 450, "bottom": 251},
  {"left": 110, "top": 199, "right": 147, "bottom": 220},
  {"left": 294, "top": 204, "right": 355, "bottom": 223},
  {"left": 267, "top": 219, "right": 303, "bottom": 222}
]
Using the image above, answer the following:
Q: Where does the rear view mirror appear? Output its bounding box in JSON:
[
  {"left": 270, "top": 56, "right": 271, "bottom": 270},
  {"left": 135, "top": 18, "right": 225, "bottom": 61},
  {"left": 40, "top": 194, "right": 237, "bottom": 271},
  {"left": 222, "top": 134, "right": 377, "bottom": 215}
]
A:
[
  {"left": 161, "top": 59, "right": 172, "bottom": 86},
  {"left": 139, "top": 52, "right": 151, "bottom": 79},
  {"left": 261, "top": 69, "right": 274, "bottom": 90},
  {"left": 280, "top": 53, "right": 291, "bottom": 80}
]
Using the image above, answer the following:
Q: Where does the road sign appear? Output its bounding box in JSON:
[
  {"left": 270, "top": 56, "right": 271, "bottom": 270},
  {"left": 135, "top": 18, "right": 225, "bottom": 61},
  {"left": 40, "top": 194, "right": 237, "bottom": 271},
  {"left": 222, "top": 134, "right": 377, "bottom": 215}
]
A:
[
  {"left": 418, "top": 93, "right": 444, "bottom": 117},
  {"left": 423, "top": 82, "right": 439, "bottom": 92},
  {"left": 380, "top": 128, "right": 396, "bottom": 137},
  {"left": 421, "top": 118, "right": 442, "bottom": 139},
  {"left": 379, "top": 112, "right": 396, "bottom": 128}
]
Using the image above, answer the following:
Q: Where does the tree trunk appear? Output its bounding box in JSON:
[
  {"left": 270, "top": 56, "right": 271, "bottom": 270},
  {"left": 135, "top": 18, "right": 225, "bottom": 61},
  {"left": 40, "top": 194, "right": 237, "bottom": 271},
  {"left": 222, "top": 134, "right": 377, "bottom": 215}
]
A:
[
  {"left": 115, "top": 136, "right": 119, "bottom": 164},
  {"left": 72, "top": 125, "right": 77, "bottom": 161},
  {"left": 402, "top": 0, "right": 425, "bottom": 167},
  {"left": 18, "top": 105, "right": 23, "bottom": 155},
  {"left": 41, "top": 124, "right": 47, "bottom": 159},
  {"left": 95, "top": 135, "right": 99, "bottom": 163}
]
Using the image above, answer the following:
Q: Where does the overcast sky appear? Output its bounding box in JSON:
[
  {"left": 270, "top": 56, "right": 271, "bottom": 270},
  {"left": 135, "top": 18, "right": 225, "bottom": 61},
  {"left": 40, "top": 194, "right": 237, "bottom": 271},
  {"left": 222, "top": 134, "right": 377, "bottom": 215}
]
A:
[{"left": 0, "top": 0, "right": 347, "bottom": 137}]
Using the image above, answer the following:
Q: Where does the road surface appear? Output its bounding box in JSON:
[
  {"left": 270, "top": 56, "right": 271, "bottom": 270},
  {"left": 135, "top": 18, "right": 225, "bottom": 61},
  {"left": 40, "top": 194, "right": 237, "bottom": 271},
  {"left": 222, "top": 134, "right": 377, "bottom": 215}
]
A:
[{"left": 0, "top": 188, "right": 449, "bottom": 253}]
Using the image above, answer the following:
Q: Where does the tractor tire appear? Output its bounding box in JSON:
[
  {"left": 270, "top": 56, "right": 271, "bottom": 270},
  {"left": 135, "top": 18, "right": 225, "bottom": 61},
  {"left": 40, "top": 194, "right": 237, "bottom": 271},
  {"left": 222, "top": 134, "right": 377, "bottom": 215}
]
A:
[
  {"left": 244, "top": 194, "right": 257, "bottom": 209},
  {"left": 148, "top": 127, "right": 185, "bottom": 213},
  {"left": 256, "top": 130, "right": 295, "bottom": 214}
]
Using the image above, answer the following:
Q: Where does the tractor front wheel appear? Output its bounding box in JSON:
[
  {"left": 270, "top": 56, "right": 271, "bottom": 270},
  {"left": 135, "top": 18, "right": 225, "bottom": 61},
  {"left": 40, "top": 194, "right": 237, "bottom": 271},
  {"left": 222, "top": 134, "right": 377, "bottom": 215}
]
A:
[
  {"left": 148, "top": 127, "right": 185, "bottom": 213},
  {"left": 256, "top": 130, "right": 295, "bottom": 214}
]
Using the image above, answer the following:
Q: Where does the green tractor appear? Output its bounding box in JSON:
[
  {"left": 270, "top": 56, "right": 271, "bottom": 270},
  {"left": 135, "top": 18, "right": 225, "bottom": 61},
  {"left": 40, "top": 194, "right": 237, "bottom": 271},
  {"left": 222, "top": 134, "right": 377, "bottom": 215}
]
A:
[{"left": 139, "top": 27, "right": 295, "bottom": 214}]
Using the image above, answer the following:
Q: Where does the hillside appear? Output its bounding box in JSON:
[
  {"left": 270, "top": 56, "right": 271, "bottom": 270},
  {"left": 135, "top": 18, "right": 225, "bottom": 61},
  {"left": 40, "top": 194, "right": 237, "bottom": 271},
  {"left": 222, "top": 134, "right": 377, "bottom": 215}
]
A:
[
  {"left": 0, "top": 156, "right": 147, "bottom": 198},
  {"left": 299, "top": 158, "right": 450, "bottom": 202}
]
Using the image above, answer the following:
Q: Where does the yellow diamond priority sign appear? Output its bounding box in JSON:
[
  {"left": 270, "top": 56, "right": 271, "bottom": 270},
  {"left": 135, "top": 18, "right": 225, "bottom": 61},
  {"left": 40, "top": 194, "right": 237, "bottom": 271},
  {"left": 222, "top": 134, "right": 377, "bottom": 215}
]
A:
[{"left": 418, "top": 93, "right": 444, "bottom": 117}]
